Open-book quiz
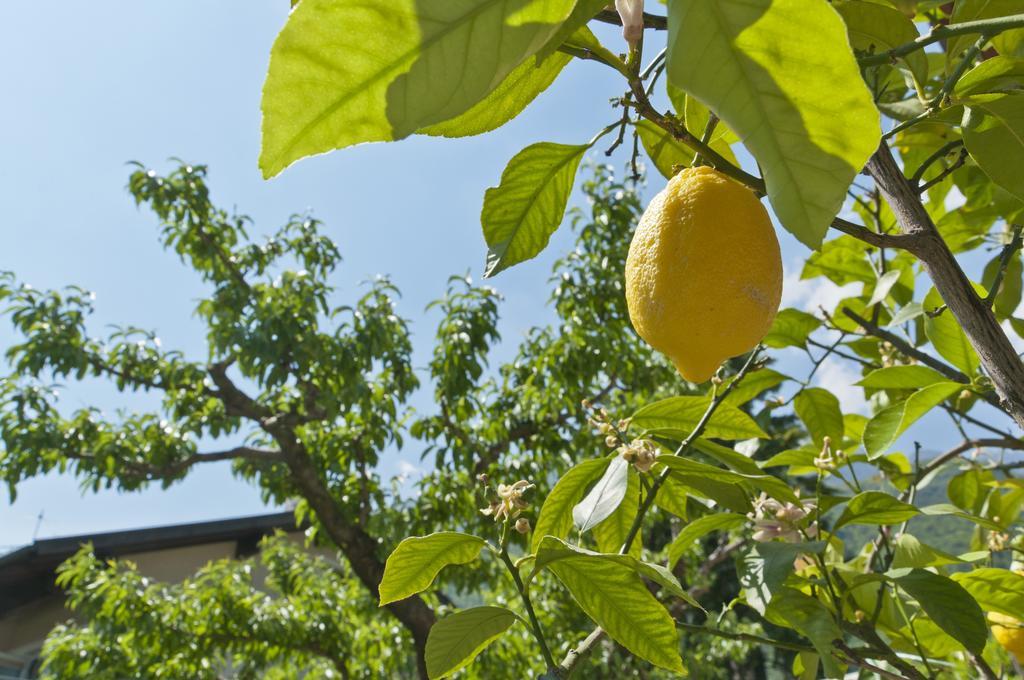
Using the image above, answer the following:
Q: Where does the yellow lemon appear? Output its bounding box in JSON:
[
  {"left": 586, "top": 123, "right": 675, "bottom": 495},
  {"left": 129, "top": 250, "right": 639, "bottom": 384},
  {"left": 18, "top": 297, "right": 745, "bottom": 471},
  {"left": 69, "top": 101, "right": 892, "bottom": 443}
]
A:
[
  {"left": 990, "top": 611, "right": 1024, "bottom": 662},
  {"left": 625, "top": 166, "right": 782, "bottom": 383}
]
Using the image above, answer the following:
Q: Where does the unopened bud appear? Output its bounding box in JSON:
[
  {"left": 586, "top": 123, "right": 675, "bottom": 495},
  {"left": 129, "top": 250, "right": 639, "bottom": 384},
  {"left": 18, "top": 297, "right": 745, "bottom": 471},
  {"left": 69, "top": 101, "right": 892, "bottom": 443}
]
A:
[
  {"left": 476, "top": 473, "right": 489, "bottom": 484},
  {"left": 515, "top": 518, "right": 531, "bottom": 534},
  {"left": 959, "top": 389, "right": 972, "bottom": 401},
  {"left": 581, "top": 398, "right": 593, "bottom": 410},
  {"left": 605, "top": 434, "right": 618, "bottom": 448},
  {"left": 855, "top": 610, "right": 866, "bottom": 623}
]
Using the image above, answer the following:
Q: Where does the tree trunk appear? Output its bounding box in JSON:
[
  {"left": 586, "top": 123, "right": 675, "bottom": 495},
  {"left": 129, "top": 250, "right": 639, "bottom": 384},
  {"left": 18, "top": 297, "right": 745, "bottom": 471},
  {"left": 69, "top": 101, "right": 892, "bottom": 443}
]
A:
[
  {"left": 285, "top": 447, "right": 435, "bottom": 678},
  {"left": 866, "top": 143, "right": 1024, "bottom": 429}
]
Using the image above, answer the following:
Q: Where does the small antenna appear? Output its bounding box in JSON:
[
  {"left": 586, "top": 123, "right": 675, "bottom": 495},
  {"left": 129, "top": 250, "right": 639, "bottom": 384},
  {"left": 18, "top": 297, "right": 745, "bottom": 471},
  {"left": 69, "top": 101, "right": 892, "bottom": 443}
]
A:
[{"left": 32, "top": 510, "right": 44, "bottom": 541}]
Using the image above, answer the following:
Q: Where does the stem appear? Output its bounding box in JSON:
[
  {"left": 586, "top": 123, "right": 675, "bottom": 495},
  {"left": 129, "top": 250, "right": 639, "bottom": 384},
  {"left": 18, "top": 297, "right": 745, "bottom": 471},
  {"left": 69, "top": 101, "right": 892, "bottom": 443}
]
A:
[
  {"left": 933, "top": 35, "right": 989, "bottom": 109},
  {"left": 910, "top": 140, "right": 964, "bottom": 185},
  {"left": 984, "top": 225, "right": 1024, "bottom": 309},
  {"left": 675, "top": 621, "right": 815, "bottom": 654},
  {"left": 499, "top": 545, "right": 556, "bottom": 672}
]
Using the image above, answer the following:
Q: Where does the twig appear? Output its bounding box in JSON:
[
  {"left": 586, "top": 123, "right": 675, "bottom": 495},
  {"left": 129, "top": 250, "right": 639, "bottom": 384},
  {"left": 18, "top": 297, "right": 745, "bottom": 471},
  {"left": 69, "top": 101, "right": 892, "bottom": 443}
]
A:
[
  {"left": 917, "top": 148, "right": 968, "bottom": 193},
  {"left": 910, "top": 140, "right": 964, "bottom": 185},
  {"left": 675, "top": 622, "right": 814, "bottom": 654},
  {"left": 984, "top": 225, "right": 1024, "bottom": 308},
  {"left": 857, "top": 14, "right": 1024, "bottom": 67}
]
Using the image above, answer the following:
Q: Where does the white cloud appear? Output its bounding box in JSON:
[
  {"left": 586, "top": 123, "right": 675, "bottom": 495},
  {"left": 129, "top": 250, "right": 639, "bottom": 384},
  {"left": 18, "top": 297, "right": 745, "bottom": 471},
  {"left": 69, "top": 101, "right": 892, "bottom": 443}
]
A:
[
  {"left": 397, "top": 461, "right": 420, "bottom": 478},
  {"left": 814, "top": 357, "right": 867, "bottom": 414}
]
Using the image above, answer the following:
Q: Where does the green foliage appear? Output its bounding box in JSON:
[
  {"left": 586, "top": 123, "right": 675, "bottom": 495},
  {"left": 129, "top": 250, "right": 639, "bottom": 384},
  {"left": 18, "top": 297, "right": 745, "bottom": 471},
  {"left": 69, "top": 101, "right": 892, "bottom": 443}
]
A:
[
  {"left": 379, "top": 532, "right": 486, "bottom": 606},
  {"left": 425, "top": 606, "right": 519, "bottom": 679}
]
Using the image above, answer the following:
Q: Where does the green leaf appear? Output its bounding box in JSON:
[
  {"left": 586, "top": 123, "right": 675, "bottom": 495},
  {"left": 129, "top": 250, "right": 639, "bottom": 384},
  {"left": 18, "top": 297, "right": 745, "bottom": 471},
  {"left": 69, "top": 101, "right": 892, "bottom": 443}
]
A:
[
  {"left": 535, "top": 0, "right": 610, "bottom": 60},
  {"left": 955, "top": 56, "right": 1024, "bottom": 98},
  {"left": 803, "top": 236, "right": 876, "bottom": 285},
  {"left": 836, "top": 0, "right": 929, "bottom": 89},
  {"left": 657, "top": 455, "right": 798, "bottom": 505},
  {"left": 692, "top": 438, "right": 763, "bottom": 476},
  {"left": 856, "top": 365, "right": 949, "bottom": 390},
  {"left": 425, "top": 606, "right": 518, "bottom": 679},
  {"left": 952, "top": 568, "right": 1024, "bottom": 619},
  {"left": 536, "top": 538, "right": 687, "bottom": 673},
  {"left": 379, "top": 532, "right": 485, "bottom": 605},
  {"left": 668, "top": 513, "right": 746, "bottom": 568},
  {"left": 963, "top": 96, "right": 1024, "bottom": 202},
  {"left": 594, "top": 465, "right": 641, "bottom": 558},
  {"left": 632, "top": 395, "right": 768, "bottom": 440},
  {"left": 895, "top": 568, "right": 987, "bottom": 654},
  {"left": 891, "top": 533, "right": 965, "bottom": 569},
  {"left": 636, "top": 119, "right": 738, "bottom": 181},
  {"left": 635, "top": 120, "right": 690, "bottom": 180},
  {"left": 835, "top": 491, "right": 919, "bottom": 529},
  {"left": 655, "top": 475, "right": 691, "bottom": 519},
  {"left": 532, "top": 457, "right": 609, "bottom": 552},
  {"left": 764, "top": 587, "right": 844, "bottom": 677},
  {"left": 794, "top": 388, "right": 844, "bottom": 449},
  {"left": 260, "top": 0, "right": 571, "bottom": 177},
  {"left": 721, "top": 367, "right": 789, "bottom": 406},
  {"left": 420, "top": 51, "right": 570, "bottom": 138},
  {"left": 862, "top": 382, "right": 962, "bottom": 458},
  {"left": 742, "top": 542, "right": 825, "bottom": 615},
  {"left": 923, "top": 288, "right": 982, "bottom": 375},
  {"left": 481, "top": 142, "right": 589, "bottom": 277},
  {"left": 665, "top": 0, "right": 881, "bottom": 248},
  {"left": 763, "top": 308, "right": 821, "bottom": 349},
  {"left": 867, "top": 269, "right": 903, "bottom": 307},
  {"left": 888, "top": 301, "right": 924, "bottom": 327},
  {"left": 573, "top": 456, "right": 629, "bottom": 533}
]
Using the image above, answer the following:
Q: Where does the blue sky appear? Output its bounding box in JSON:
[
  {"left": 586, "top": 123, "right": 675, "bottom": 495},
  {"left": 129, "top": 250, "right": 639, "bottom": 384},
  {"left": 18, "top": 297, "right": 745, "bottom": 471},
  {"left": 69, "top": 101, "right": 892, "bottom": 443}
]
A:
[{"left": 0, "top": 2, "right": 1004, "bottom": 550}]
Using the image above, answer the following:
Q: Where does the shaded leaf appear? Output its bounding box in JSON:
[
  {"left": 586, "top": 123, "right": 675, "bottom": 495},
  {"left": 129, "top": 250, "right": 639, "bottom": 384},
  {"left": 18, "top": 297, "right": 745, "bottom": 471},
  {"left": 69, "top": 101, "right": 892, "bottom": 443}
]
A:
[
  {"left": 835, "top": 491, "right": 919, "bottom": 529},
  {"left": 895, "top": 568, "right": 987, "bottom": 654}
]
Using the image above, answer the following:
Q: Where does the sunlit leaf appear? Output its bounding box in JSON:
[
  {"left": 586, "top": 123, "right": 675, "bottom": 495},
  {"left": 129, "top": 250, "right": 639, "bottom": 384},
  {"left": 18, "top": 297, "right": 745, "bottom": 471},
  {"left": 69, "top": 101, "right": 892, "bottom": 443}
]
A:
[
  {"left": 666, "top": 0, "right": 881, "bottom": 247},
  {"left": 482, "top": 142, "right": 590, "bottom": 276},
  {"left": 380, "top": 532, "right": 486, "bottom": 605}
]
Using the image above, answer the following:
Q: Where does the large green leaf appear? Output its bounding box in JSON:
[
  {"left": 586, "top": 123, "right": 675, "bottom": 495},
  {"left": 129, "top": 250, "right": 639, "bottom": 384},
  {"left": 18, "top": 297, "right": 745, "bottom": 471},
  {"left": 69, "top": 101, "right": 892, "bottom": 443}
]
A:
[
  {"left": 260, "top": 0, "right": 570, "bottom": 178},
  {"left": 955, "top": 56, "right": 1024, "bottom": 98},
  {"left": 895, "top": 568, "right": 987, "bottom": 655},
  {"left": 862, "top": 381, "right": 962, "bottom": 459},
  {"left": 794, "top": 388, "right": 843, "bottom": 449},
  {"left": 573, "top": 456, "right": 629, "bottom": 533},
  {"left": 952, "top": 568, "right": 1024, "bottom": 619},
  {"left": 532, "top": 457, "right": 609, "bottom": 552},
  {"left": 763, "top": 308, "right": 821, "bottom": 349},
  {"left": 856, "top": 365, "right": 949, "bottom": 390},
  {"left": 668, "top": 513, "right": 747, "bottom": 568},
  {"left": 834, "top": 491, "right": 919, "bottom": 529},
  {"left": 665, "top": 0, "right": 881, "bottom": 248},
  {"left": 425, "top": 606, "right": 518, "bottom": 679},
  {"left": 720, "top": 367, "right": 789, "bottom": 406},
  {"left": 421, "top": 52, "right": 570, "bottom": 138},
  {"left": 963, "top": 95, "right": 1024, "bottom": 201},
  {"left": 379, "top": 532, "right": 485, "bottom": 605},
  {"left": 803, "top": 236, "right": 876, "bottom": 285},
  {"left": 836, "top": 0, "right": 928, "bottom": 89},
  {"left": 481, "top": 141, "right": 589, "bottom": 276},
  {"left": 631, "top": 395, "right": 768, "bottom": 439},
  {"left": 923, "top": 288, "right": 981, "bottom": 374},
  {"left": 536, "top": 538, "right": 687, "bottom": 672},
  {"left": 593, "top": 465, "right": 641, "bottom": 558}
]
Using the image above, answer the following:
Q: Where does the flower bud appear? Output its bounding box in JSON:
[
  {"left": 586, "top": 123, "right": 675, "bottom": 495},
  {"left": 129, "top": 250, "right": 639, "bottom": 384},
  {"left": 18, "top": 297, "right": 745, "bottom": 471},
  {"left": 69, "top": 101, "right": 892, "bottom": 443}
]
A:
[{"left": 515, "top": 518, "right": 531, "bottom": 534}]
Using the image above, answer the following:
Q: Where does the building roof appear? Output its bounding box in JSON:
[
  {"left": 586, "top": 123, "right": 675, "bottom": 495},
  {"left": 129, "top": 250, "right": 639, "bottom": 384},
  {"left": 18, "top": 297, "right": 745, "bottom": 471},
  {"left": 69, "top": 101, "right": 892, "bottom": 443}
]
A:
[{"left": 0, "top": 512, "right": 298, "bottom": 616}]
